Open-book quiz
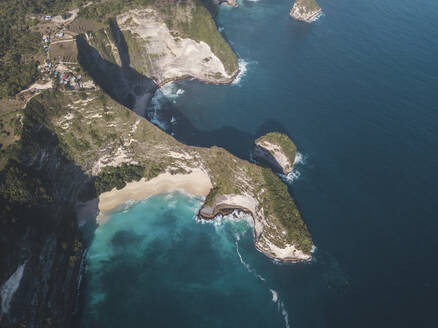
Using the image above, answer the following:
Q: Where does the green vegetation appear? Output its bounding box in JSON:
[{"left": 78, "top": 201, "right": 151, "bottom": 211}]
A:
[
  {"left": 261, "top": 168, "right": 312, "bottom": 252},
  {"left": 0, "top": 0, "right": 86, "bottom": 98},
  {"left": 95, "top": 163, "right": 145, "bottom": 194},
  {"left": 170, "top": 0, "right": 238, "bottom": 74},
  {"left": 0, "top": 161, "right": 51, "bottom": 207},
  {"left": 294, "top": 0, "right": 321, "bottom": 12},
  {"left": 80, "top": 0, "right": 238, "bottom": 75},
  {"left": 256, "top": 132, "right": 297, "bottom": 164},
  {"left": 95, "top": 161, "right": 166, "bottom": 195},
  {"left": 79, "top": 0, "right": 156, "bottom": 21}
]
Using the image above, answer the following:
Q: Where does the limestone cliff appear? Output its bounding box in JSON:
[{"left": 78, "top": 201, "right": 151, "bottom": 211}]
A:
[
  {"left": 254, "top": 132, "right": 297, "bottom": 175},
  {"left": 76, "top": 0, "right": 238, "bottom": 85},
  {"left": 290, "top": 0, "right": 322, "bottom": 23}
]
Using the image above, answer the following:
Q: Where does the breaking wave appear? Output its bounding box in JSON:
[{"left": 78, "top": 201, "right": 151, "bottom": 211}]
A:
[
  {"left": 196, "top": 210, "right": 254, "bottom": 228},
  {"left": 148, "top": 82, "right": 185, "bottom": 129},
  {"left": 232, "top": 59, "right": 249, "bottom": 86},
  {"left": 280, "top": 152, "right": 307, "bottom": 184},
  {"left": 270, "top": 289, "right": 279, "bottom": 302},
  {"left": 280, "top": 170, "right": 301, "bottom": 184},
  {"left": 294, "top": 152, "right": 305, "bottom": 165},
  {"left": 235, "top": 239, "right": 292, "bottom": 328},
  {"left": 236, "top": 239, "right": 266, "bottom": 281},
  {"left": 309, "top": 11, "right": 324, "bottom": 23}
]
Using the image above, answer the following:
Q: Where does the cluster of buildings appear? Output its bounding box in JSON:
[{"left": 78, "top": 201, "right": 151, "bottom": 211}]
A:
[
  {"left": 54, "top": 70, "right": 83, "bottom": 90},
  {"left": 42, "top": 34, "right": 51, "bottom": 52}
]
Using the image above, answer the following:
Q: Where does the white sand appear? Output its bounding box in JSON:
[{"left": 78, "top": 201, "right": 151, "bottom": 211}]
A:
[{"left": 97, "top": 169, "right": 212, "bottom": 221}]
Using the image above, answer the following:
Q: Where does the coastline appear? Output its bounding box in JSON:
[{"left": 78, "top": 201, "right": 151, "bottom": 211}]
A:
[
  {"left": 156, "top": 69, "right": 240, "bottom": 87},
  {"left": 97, "top": 169, "right": 212, "bottom": 223}
]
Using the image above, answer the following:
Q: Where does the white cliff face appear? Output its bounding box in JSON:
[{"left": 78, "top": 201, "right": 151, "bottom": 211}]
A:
[
  {"left": 255, "top": 140, "right": 294, "bottom": 175},
  {"left": 290, "top": 0, "right": 322, "bottom": 23},
  {"left": 116, "top": 9, "right": 235, "bottom": 85},
  {"left": 1, "top": 263, "right": 26, "bottom": 317},
  {"left": 200, "top": 193, "right": 311, "bottom": 261}
]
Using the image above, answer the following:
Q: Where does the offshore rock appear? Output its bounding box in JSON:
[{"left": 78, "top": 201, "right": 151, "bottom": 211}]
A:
[{"left": 290, "top": 0, "right": 322, "bottom": 23}]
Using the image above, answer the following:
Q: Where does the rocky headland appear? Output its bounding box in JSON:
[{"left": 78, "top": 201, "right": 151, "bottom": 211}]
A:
[
  {"left": 254, "top": 132, "right": 297, "bottom": 175},
  {"left": 0, "top": 1, "right": 312, "bottom": 327},
  {"left": 290, "top": 0, "right": 322, "bottom": 23}
]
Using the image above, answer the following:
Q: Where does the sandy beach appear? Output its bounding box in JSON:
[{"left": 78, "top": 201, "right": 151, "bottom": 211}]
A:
[{"left": 97, "top": 169, "right": 212, "bottom": 222}]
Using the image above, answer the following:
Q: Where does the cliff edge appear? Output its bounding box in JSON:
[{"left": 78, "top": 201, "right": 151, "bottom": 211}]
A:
[{"left": 254, "top": 132, "right": 296, "bottom": 175}]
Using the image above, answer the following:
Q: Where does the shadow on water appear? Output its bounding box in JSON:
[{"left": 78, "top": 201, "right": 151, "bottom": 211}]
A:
[{"left": 75, "top": 19, "right": 292, "bottom": 162}]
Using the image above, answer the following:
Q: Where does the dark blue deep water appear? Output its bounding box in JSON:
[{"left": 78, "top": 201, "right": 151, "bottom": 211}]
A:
[{"left": 78, "top": 0, "right": 438, "bottom": 327}]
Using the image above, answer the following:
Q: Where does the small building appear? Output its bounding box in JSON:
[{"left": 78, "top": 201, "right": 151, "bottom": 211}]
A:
[
  {"left": 44, "top": 16, "right": 52, "bottom": 21},
  {"left": 55, "top": 32, "right": 64, "bottom": 38}
]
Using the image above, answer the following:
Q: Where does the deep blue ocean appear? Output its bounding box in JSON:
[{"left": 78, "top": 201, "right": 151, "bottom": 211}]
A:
[{"left": 78, "top": 0, "right": 438, "bottom": 327}]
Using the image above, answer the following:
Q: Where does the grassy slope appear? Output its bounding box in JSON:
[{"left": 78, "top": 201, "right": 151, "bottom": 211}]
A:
[
  {"left": 256, "top": 132, "right": 297, "bottom": 165},
  {"left": 1, "top": 88, "right": 312, "bottom": 253},
  {"left": 79, "top": 0, "right": 238, "bottom": 75}
]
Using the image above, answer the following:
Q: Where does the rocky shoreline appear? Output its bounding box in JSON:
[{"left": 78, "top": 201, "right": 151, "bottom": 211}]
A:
[{"left": 157, "top": 68, "right": 240, "bottom": 87}]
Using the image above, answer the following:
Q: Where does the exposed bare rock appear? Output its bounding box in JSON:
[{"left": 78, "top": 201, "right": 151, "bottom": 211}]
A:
[{"left": 290, "top": 0, "right": 322, "bottom": 23}]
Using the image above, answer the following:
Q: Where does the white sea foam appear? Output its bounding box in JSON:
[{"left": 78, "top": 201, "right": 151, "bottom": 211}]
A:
[
  {"left": 148, "top": 82, "right": 185, "bottom": 129},
  {"left": 294, "top": 152, "right": 305, "bottom": 165},
  {"left": 196, "top": 210, "right": 254, "bottom": 228},
  {"left": 232, "top": 59, "right": 249, "bottom": 86},
  {"left": 1, "top": 262, "right": 26, "bottom": 316},
  {"left": 309, "top": 11, "right": 324, "bottom": 23},
  {"left": 270, "top": 289, "right": 279, "bottom": 303},
  {"left": 279, "top": 152, "right": 307, "bottom": 184},
  {"left": 218, "top": 27, "right": 224, "bottom": 32},
  {"left": 279, "top": 170, "right": 301, "bottom": 184},
  {"left": 235, "top": 240, "right": 266, "bottom": 282},
  {"left": 279, "top": 300, "right": 291, "bottom": 328}
]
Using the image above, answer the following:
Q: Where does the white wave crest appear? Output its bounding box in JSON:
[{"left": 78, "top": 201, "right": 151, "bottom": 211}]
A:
[
  {"left": 279, "top": 300, "right": 291, "bottom": 328},
  {"left": 235, "top": 240, "right": 266, "bottom": 282},
  {"left": 309, "top": 11, "right": 324, "bottom": 23},
  {"left": 270, "top": 289, "right": 279, "bottom": 303},
  {"left": 279, "top": 170, "right": 301, "bottom": 184},
  {"left": 232, "top": 59, "right": 249, "bottom": 86},
  {"left": 196, "top": 210, "right": 254, "bottom": 227},
  {"left": 294, "top": 152, "right": 305, "bottom": 165}
]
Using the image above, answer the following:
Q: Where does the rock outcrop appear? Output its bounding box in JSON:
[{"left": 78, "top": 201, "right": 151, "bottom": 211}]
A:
[
  {"left": 290, "top": 0, "right": 322, "bottom": 23},
  {"left": 254, "top": 132, "right": 297, "bottom": 175},
  {"left": 0, "top": 1, "right": 312, "bottom": 326},
  {"left": 116, "top": 8, "right": 238, "bottom": 85}
]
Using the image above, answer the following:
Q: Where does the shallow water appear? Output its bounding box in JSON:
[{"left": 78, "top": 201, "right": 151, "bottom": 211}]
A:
[
  {"left": 78, "top": 0, "right": 438, "bottom": 327},
  {"left": 78, "top": 193, "right": 293, "bottom": 327}
]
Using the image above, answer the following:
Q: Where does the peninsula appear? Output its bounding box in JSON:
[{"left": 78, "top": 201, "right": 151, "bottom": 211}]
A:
[{"left": 0, "top": 0, "right": 313, "bottom": 327}]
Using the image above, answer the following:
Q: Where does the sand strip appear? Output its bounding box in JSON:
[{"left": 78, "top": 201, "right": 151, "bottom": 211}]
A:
[{"left": 97, "top": 169, "right": 212, "bottom": 221}]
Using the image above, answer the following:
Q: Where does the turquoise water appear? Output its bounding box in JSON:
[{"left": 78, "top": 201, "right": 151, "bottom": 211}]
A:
[
  {"left": 79, "top": 0, "right": 438, "bottom": 327},
  {"left": 79, "top": 193, "right": 292, "bottom": 327}
]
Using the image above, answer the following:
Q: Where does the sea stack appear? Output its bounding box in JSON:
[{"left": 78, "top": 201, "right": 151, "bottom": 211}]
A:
[
  {"left": 290, "top": 0, "right": 322, "bottom": 23},
  {"left": 254, "top": 132, "right": 297, "bottom": 175}
]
